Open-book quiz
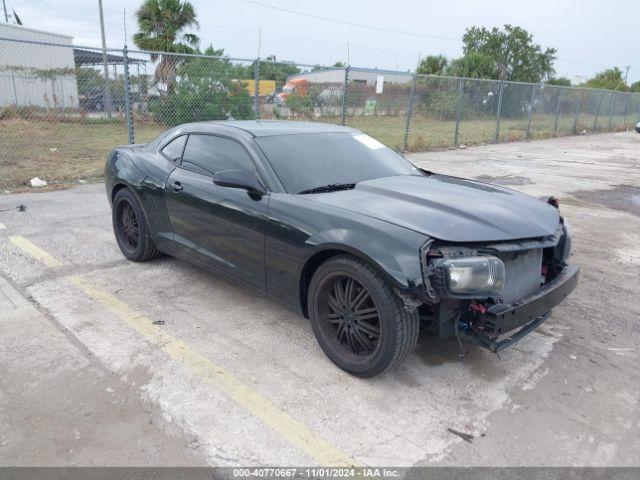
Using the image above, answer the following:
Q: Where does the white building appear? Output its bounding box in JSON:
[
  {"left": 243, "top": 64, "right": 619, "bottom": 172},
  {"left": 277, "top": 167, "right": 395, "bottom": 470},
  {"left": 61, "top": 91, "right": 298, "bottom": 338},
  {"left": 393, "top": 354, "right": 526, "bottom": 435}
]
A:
[
  {"left": 0, "top": 23, "right": 79, "bottom": 108},
  {"left": 287, "top": 67, "right": 413, "bottom": 87}
]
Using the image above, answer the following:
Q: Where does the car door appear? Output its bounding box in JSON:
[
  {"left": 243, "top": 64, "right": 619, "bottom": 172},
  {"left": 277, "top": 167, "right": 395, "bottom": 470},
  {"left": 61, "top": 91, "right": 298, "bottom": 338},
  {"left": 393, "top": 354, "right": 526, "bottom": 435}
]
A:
[{"left": 163, "top": 133, "right": 268, "bottom": 289}]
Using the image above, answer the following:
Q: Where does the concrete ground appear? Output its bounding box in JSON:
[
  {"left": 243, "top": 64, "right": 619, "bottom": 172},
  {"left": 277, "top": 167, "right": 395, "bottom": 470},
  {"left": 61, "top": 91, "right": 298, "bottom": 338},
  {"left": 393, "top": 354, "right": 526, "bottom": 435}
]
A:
[{"left": 0, "top": 131, "right": 638, "bottom": 467}]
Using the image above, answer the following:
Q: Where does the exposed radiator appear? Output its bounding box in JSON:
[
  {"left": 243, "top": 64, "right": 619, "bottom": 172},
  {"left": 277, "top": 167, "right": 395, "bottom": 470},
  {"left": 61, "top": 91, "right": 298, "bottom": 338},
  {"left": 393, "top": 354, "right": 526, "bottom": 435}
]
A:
[{"left": 496, "top": 248, "right": 543, "bottom": 303}]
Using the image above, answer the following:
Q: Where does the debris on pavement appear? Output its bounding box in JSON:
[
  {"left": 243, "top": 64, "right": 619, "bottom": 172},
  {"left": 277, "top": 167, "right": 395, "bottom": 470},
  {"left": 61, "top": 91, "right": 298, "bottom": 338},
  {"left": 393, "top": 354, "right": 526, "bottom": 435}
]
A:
[
  {"left": 152, "top": 319, "right": 165, "bottom": 325},
  {"left": 30, "top": 177, "right": 48, "bottom": 187},
  {"left": 447, "top": 428, "right": 474, "bottom": 443}
]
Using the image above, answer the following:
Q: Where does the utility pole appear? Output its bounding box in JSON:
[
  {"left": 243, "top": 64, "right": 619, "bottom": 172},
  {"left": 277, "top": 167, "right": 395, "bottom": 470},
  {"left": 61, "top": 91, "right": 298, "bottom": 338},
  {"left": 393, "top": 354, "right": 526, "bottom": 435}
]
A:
[
  {"left": 3, "top": 0, "right": 9, "bottom": 22},
  {"left": 98, "top": 0, "right": 113, "bottom": 118},
  {"left": 257, "top": 28, "right": 261, "bottom": 59},
  {"left": 254, "top": 29, "right": 261, "bottom": 118},
  {"left": 624, "top": 65, "right": 630, "bottom": 85}
]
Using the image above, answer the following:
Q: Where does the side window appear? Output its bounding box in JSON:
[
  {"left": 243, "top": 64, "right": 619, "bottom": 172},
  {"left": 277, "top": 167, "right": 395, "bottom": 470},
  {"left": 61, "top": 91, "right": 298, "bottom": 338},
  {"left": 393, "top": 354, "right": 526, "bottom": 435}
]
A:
[
  {"left": 181, "top": 134, "right": 255, "bottom": 176},
  {"left": 160, "top": 135, "right": 187, "bottom": 162}
]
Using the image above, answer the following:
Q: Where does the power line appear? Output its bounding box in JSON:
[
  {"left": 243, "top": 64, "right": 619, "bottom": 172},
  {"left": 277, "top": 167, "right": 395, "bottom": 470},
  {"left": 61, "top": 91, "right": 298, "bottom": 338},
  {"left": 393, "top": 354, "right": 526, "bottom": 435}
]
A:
[
  {"left": 237, "top": 0, "right": 458, "bottom": 41},
  {"left": 238, "top": 1, "right": 637, "bottom": 77}
]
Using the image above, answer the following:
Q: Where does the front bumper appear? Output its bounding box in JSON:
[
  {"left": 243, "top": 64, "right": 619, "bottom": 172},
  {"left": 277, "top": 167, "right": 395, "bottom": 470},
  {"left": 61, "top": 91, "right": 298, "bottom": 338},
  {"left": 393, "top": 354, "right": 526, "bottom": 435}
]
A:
[{"left": 466, "top": 265, "right": 580, "bottom": 352}]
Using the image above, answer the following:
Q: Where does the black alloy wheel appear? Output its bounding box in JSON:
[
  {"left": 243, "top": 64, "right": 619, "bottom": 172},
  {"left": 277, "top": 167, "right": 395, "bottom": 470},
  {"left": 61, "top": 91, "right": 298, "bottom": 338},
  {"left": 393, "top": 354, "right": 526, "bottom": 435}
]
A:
[
  {"left": 320, "top": 274, "right": 382, "bottom": 359},
  {"left": 112, "top": 188, "right": 160, "bottom": 262},
  {"left": 308, "top": 255, "right": 419, "bottom": 377},
  {"left": 118, "top": 201, "right": 139, "bottom": 251}
]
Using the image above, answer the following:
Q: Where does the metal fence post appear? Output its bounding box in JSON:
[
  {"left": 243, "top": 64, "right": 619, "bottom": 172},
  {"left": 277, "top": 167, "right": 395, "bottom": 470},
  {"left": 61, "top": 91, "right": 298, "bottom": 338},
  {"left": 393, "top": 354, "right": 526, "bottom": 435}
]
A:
[
  {"left": 122, "top": 45, "right": 135, "bottom": 144},
  {"left": 494, "top": 80, "right": 504, "bottom": 142},
  {"left": 453, "top": 78, "right": 464, "bottom": 147},
  {"left": 593, "top": 92, "right": 605, "bottom": 132},
  {"left": 621, "top": 92, "right": 630, "bottom": 127},
  {"left": 525, "top": 84, "right": 537, "bottom": 140},
  {"left": 136, "top": 63, "right": 142, "bottom": 110},
  {"left": 340, "top": 66, "right": 350, "bottom": 126},
  {"left": 552, "top": 88, "right": 564, "bottom": 137},
  {"left": 572, "top": 92, "right": 583, "bottom": 134},
  {"left": 607, "top": 93, "right": 615, "bottom": 131},
  {"left": 10, "top": 74, "right": 18, "bottom": 105},
  {"left": 253, "top": 58, "right": 260, "bottom": 119},
  {"left": 402, "top": 72, "right": 417, "bottom": 152}
]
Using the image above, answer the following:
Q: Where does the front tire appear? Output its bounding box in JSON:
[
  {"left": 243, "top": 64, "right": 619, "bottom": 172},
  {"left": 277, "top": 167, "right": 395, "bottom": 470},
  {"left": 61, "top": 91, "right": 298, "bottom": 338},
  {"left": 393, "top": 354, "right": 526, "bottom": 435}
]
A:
[
  {"left": 308, "top": 255, "right": 419, "bottom": 377},
  {"left": 112, "top": 188, "right": 160, "bottom": 262}
]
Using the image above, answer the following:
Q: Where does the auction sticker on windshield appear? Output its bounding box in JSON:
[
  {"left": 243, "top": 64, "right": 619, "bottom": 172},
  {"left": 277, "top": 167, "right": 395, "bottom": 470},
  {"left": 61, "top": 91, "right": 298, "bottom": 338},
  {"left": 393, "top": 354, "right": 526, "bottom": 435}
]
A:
[{"left": 353, "top": 134, "right": 385, "bottom": 150}]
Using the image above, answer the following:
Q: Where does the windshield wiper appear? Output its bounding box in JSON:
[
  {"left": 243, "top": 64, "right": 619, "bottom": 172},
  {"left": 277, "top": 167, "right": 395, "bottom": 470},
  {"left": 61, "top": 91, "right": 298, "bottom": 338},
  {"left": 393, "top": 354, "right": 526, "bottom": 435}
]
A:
[{"left": 298, "top": 183, "right": 356, "bottom": 195}]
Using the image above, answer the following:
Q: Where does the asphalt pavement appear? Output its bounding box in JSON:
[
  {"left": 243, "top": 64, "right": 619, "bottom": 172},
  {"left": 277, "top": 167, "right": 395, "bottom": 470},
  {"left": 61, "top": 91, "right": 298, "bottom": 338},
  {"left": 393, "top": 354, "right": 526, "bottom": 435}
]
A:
[{"left": 0, "top": 131, "right": 638, "bottom": 467}]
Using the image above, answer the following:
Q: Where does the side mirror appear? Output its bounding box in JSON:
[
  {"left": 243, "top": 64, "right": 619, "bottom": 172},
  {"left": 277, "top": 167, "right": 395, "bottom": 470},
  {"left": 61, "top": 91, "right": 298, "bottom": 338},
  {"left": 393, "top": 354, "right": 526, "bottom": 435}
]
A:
[{"left": 213, "top": 170, "right": 266, "bottom": 195}]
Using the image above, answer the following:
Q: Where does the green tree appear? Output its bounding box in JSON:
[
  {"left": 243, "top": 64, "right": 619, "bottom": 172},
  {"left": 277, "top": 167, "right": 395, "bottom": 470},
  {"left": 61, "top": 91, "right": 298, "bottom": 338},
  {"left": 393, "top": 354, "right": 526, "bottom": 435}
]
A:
[
  {"left": 417, "top": 55, "right": 448, "bottom": 75},
  {"left": 547, "top": 76, "right": 572, "bottom": 86},
  {"left": 150, "top": 45, "right": 254, "bottom": 125},
  {"left": 461, "top": 25, "right": 556, "bottom": 82},
  {"left": 582, "top": 68, "right": 629, "bottom": 91},
  {"left": 133, "top": 0, "right": 199, "bottom": 91},
  {"left": 630, "top": 80, "right": 640, "bottom": 93},
  {"left": 254, "top": 55, "right": 300, "bottom": 85},
  {"left": 445, "top": 52, "right": 499, "bottom": 79}
]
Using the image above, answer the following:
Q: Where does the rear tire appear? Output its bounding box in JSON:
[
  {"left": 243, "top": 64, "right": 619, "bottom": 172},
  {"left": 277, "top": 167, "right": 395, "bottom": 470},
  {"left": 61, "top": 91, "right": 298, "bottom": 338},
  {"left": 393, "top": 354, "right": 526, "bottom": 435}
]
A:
[
  {"left": 112, "top": 188, "right": 160, "bottom": 262},
  {"left": 308, "top": 255, "right": 419, "bottom": 377}
]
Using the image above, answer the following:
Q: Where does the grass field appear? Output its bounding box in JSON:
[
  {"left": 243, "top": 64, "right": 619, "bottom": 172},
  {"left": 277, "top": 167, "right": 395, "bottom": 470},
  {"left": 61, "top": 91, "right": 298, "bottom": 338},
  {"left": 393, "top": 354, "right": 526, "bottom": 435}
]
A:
[
  {"left": 1, "top": 113, "right": 634, "bottom": 191},
  {"left": 1, "top": 120, "right": 165, "bottom": 191},
  {"left": 350, "top": 114, "right": 632, "bottom": 151}
]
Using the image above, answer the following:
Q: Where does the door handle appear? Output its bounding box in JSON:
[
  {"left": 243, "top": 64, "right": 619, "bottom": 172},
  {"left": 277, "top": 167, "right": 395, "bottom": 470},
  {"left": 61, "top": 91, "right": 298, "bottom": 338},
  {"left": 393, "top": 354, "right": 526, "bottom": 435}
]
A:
[{"left": 171, "top": 181, "right": 183, "bottom": 192}]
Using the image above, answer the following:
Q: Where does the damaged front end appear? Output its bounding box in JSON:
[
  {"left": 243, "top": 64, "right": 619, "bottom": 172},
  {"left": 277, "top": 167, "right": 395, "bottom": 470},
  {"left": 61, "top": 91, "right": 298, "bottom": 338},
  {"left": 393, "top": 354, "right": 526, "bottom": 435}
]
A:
[{"left": 419, "top": 215, "right": 579, "bottom": 354}]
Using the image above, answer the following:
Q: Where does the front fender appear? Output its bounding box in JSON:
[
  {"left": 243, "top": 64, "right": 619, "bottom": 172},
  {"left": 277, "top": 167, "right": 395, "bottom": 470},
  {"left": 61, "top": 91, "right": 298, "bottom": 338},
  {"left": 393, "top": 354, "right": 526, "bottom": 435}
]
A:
[{"left": 303, "top": 229, "right": 426, "bottom": 295}]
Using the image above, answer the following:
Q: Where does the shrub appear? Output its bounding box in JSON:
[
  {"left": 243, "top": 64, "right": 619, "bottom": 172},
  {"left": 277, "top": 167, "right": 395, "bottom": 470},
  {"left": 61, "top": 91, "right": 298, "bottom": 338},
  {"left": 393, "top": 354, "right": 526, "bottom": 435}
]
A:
[{"left": 285, "top": 93, "right": 314, "bottom": 119}]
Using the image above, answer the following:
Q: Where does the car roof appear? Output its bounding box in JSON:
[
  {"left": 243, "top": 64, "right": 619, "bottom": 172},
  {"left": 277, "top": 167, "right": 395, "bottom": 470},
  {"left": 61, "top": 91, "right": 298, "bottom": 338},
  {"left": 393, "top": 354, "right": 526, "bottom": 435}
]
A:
[{"left": 180, "top": 120, "right": 358, "bottom": 137}]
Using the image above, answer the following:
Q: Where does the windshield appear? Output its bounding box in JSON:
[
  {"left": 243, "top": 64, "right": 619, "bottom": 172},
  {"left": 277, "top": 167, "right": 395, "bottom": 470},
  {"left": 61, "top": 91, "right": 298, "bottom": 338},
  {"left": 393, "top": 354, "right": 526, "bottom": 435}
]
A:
[{"left": 256, "top": 132, "right": 419, "bottom": 193}]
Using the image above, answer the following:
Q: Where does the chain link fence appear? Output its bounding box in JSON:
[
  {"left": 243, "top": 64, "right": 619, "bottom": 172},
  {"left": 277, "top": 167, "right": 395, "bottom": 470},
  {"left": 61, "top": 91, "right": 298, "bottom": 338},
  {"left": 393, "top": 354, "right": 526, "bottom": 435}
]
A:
[{"left": 2, "top": 36, "right": 640, "bottom": 190}]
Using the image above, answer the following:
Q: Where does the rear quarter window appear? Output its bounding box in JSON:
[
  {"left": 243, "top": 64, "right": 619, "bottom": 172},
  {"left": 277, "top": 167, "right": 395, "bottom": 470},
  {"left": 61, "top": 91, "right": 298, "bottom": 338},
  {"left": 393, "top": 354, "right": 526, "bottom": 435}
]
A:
[{"left": 160, "top": 135, "right": 187, "bottom": 162}]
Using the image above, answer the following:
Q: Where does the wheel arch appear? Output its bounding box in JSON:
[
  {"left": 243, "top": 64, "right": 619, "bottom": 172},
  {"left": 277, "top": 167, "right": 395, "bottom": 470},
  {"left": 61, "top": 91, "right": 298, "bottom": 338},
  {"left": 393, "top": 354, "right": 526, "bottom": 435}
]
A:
[
  {"left": 111, "top": 182, "right": 130, "bottom": 202},
  {"left": 110, "top": 181, "right": 146, "bottom": 212},
  {"left": 298, "top": 244, "right": 405, "bottom": 318}
]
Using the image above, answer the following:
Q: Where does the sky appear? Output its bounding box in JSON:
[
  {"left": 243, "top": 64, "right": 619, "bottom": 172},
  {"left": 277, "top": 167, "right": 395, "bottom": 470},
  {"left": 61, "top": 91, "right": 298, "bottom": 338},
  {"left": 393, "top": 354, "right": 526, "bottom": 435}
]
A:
[{"left": 4, "top": 0, "right": 640, "bottom": 84}]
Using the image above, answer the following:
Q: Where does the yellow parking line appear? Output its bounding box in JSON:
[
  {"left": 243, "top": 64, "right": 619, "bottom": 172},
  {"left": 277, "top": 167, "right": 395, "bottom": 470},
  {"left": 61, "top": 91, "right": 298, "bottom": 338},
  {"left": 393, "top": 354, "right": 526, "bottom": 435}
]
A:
[
  {"left": 70, "top": 275, "right": 359, "bottom": 467},
  {"left": 9, "top": 235, "right": 62, "bottom": 267},
  {"left": 11, "top": 234, "right": 358, "bottom": 465}
]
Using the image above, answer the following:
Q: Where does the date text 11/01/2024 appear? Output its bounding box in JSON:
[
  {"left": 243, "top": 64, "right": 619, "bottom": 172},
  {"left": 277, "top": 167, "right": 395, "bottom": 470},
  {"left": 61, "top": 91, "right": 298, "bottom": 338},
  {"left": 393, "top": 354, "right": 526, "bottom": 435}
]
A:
[{"left": 232, "top": 468, "right": 401, "bottom": 478}]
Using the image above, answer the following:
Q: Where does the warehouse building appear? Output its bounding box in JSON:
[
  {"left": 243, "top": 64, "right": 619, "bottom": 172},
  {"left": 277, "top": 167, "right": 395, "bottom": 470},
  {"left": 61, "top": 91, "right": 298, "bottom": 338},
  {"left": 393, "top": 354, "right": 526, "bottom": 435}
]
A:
[
  {"left": 0, "top": 23, "right": 79, "bottom": 108},
  {"left": 286, "top": 67, "right": 413, "bottom": 87}
]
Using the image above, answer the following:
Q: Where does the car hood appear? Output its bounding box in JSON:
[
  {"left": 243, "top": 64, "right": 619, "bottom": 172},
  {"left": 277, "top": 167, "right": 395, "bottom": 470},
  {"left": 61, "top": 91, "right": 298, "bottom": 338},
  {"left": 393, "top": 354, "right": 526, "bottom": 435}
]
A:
[{"left": 306, "top": 174, "right": 560, "bottom": 242}]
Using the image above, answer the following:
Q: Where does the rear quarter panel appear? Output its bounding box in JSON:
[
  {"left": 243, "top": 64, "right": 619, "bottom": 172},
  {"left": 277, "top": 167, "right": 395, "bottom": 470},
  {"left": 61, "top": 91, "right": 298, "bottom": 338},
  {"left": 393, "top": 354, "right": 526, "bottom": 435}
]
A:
[{"left": 105, "top": 146, "right": 176, "bottom": 252}]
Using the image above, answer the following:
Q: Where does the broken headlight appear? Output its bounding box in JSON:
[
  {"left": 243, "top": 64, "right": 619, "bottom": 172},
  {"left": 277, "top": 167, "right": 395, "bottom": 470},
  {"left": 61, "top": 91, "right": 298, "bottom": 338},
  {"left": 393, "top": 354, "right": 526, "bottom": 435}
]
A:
[{"left": 438, "top": 256, "right": 505, "bottom": 297}]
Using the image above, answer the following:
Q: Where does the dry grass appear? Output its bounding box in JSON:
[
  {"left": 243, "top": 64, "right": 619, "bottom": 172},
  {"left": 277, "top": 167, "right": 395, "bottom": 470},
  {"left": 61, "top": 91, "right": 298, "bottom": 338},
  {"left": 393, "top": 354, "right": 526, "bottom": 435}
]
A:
[
  {"left": 348, "top": 114, "right": 632, "bottom": 151},
  {"left": 1, "top": 119, "right": 164, "bottom": 191},
  {"left": 0, "top": 113, "right": 633, "bottom": 191}
]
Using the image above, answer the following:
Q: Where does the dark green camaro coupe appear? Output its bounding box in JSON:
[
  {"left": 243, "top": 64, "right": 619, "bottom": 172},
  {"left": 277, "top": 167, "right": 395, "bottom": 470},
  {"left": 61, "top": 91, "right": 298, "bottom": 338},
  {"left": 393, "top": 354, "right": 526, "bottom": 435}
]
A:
[{"left": 105, "top": 120, "right": 578, "bottom": 377}]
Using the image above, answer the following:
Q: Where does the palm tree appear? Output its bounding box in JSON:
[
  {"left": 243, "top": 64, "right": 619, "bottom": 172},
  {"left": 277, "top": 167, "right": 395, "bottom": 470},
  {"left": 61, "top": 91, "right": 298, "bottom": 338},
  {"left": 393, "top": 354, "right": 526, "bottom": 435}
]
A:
[{"left": 133, "top": 0, "right": 199, "bottom": 92}]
